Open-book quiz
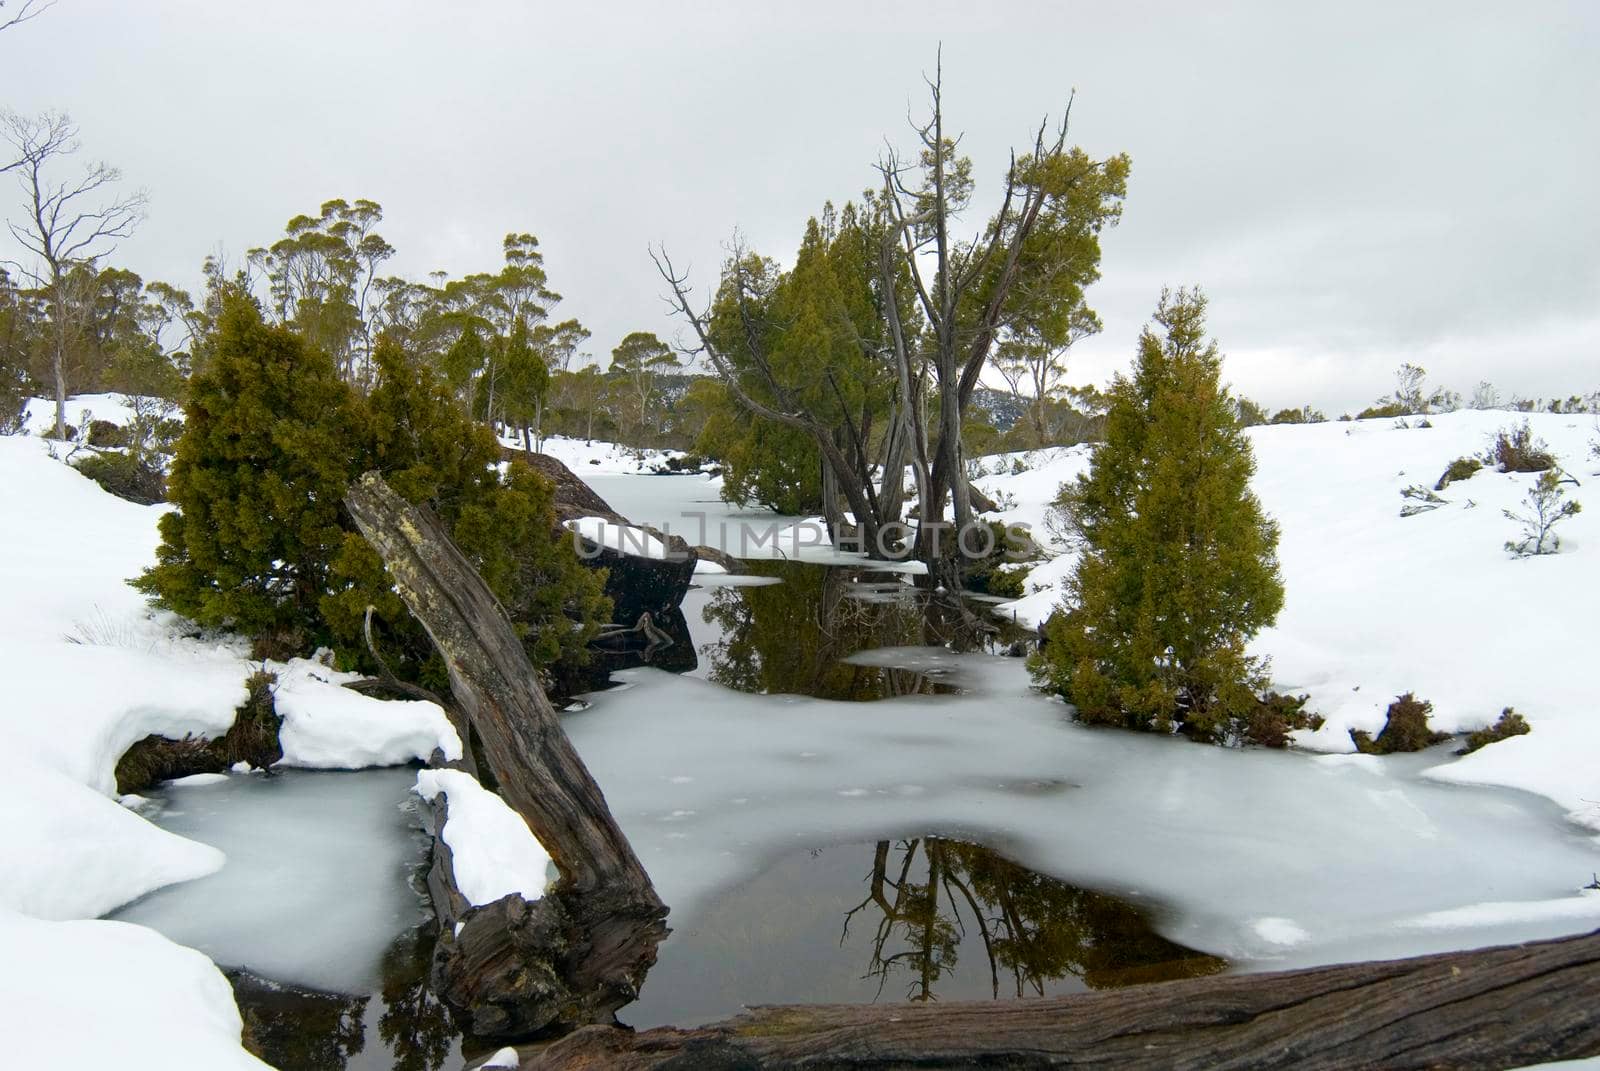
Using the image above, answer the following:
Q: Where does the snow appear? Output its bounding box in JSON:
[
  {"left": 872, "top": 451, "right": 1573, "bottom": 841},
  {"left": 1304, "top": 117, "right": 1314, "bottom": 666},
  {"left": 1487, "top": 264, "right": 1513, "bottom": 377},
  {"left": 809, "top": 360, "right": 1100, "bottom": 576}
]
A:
[
  {"left": 21, "top": 391, "right": 143, "bottom": 437},
  {"left": 0, "top": 423, "right": 462, "bottom": 1061},
  {"left": 274, "top": 656, "right": 462, "bottom": 768},
  {"left": 565, "top": 514, "right": 671, "bottom": 559},
  {"left": 979, "top": 411, "right": 1600, "bottom": 827},
  {"left": 0, "top": 908, "right": 268, "bottom": 1070},
  {"left": 5, "top": 398, "right": 1600, "bottom": 1055},
  {"left": 5, "top": 761, "right": 224, "bottom": 921},
  {"left": 502, "top": 432, "right": 685, "bottom": 475},
  {"left": 415, "top": 768, "right": 552, "bottom": 906},
  {"left": 1398, "top": 889, "right": 1600, "bottom": 930},
  {"left": 477, "top": 1046, "right": 522, "bottom": 1069}
]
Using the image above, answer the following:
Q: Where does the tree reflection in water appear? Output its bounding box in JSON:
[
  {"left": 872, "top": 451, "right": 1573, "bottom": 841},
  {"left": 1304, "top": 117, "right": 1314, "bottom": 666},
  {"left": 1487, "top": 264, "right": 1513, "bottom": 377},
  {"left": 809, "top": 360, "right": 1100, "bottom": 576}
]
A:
[
  {"left": 700, "top": 560, "right": 943, "bottom": 700},
  {"left": 844, "top": 838, "right": 1226, "bottom": 1002},
  {"left": 231, "top": 923, "right": 458, "bottom": 1071}
]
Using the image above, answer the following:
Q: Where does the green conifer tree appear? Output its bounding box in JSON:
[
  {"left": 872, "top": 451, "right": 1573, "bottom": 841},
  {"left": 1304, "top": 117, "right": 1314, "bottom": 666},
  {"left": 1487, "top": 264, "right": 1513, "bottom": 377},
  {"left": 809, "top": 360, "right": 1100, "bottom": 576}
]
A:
[
  {"left": 322, "top": 336, "right": 608, "bottom": 687},
  {"left": 499, "top": 318, "right": 549, "bottom": 452},
  {"left": 135, "top": 291, "right": 360, "bottom": 646},
  {"left": 1033, "top": 288, "right": 1284, "bottom": 739}
]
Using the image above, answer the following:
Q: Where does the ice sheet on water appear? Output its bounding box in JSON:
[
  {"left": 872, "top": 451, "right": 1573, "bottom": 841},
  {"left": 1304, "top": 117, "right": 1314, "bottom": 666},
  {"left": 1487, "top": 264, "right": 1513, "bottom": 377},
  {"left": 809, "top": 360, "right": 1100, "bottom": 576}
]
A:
[
  {"left": 691, "top": 573, "right": 785, "bottom": 588},
  {"left": 567, "top": 654, "right": 1600, "bottom": 973},
  {"left": 113, "top": 767, "right": 429, "bottom": 993}
]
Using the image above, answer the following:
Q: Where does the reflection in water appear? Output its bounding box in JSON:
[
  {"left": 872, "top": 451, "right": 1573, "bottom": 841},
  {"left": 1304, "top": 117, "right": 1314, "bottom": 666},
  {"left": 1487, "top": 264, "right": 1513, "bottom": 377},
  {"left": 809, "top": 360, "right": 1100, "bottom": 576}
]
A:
[
  {"left": 232, "top": 922, "right": 460, "bottom": 1069},
  {"left": 232, "top": 924, "right": 461, "bottom": 1071},
  {"left": 699, "top": 560, "right": 940, "bottom": 700},
  {"left": 847, "top": 838, "right": 1226, "bottom": 1001},
  {"left": 624, "top": 837, "right": 1225, "bottom": 1029}
]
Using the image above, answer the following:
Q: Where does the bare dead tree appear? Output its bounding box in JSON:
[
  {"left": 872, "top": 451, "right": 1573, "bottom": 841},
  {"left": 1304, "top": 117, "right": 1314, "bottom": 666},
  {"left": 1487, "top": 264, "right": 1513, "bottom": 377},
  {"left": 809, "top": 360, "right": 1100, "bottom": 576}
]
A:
[
  {"left": 0, "top": 0, "right": 54, "bottom": 35},
  {"left": 2, "top": 110, "right": 147, "bottom": 438},
  {"left": 876, "top": 53, "right": 1091, "bottom": 586}
]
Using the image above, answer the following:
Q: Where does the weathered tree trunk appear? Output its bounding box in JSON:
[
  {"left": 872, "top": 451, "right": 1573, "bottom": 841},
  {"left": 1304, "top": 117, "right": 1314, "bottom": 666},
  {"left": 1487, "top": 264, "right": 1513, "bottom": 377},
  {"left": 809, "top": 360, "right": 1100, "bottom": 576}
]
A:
[
  {"left": 344, "top": 471, "right": 668, "bottom": 1037},
  {"left": 518, "top": 927, "right": 1600, "bottom": 1069}
]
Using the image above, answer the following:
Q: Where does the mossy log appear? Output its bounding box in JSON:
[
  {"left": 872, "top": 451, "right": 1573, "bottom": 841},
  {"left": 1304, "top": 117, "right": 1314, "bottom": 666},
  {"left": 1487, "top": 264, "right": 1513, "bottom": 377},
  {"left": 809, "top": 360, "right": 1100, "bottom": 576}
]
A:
[
  {"left": 516, "top": 928, "right": 1600, "bottom": 1069},
  {"left": 344, "top": 472, "right": 668, "bottom": 1036}
]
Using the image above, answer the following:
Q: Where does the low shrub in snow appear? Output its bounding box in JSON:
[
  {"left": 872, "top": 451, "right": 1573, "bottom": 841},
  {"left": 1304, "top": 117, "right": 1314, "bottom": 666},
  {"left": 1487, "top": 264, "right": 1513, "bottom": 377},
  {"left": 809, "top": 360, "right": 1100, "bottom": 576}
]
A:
[
  {"left": 1350, "top": 692, "right": 1449, "bottom": 754},
  {"left": 1461, "top": 708, "right": 1531, "bottom": 754},
  {"left": 1488, "top": 420, "right": 1556, "bottom": 473},
  {"left": 1239, "top": 691, "right": 1325, "bottom": 749},
  {"left": 72, "top": 450, "right": 165, "bottom": 505},
  {"left": 1399, "top": 485, "right": 1445, "bottom": 517},
  {"left": 85, "top": 419, "right": 129, "bottom": 448},
  {"left": 1355, "top": 402, "right": 1407, "bottom": 420},
  {"left": 1433, "top": 456, "right": 1482, "bottom": 491},
  {"left": 1504, "top": 471, "right": 1581, "bottom": 557}
]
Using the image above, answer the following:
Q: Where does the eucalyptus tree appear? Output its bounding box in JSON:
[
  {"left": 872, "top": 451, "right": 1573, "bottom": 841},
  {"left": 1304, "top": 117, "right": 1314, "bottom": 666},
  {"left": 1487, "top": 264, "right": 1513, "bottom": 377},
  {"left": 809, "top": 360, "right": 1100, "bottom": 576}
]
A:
[
  {"left": 247, "top": 198, "right": 395, "bottom": 385},
  {"left": 1, "top": 110, "right": 147, "bottom": 438},
  {"left": 609, "top": 330, "right": 681, "bottom": 444}
]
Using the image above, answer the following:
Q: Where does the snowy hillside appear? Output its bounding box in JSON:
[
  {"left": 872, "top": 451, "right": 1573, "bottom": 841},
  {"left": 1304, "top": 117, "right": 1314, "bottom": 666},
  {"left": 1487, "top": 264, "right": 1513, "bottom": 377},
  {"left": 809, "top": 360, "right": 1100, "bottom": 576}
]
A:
[{"left": 979, "top": 410, "right": 1600, "bottom": 828}]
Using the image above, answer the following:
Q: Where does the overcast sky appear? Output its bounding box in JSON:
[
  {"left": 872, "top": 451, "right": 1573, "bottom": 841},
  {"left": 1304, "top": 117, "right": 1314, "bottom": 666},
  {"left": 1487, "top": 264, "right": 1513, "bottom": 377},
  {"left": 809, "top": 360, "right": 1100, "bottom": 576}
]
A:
[{"left": 3, "top": 1, "right": 1595, "bottom": 412}]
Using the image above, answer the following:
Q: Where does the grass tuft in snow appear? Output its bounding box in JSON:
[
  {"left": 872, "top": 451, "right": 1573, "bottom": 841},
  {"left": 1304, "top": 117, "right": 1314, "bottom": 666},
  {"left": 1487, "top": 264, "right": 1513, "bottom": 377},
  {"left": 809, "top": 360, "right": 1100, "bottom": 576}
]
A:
[
  {"left": 1351, "top": 693, "right": 1450, "bottom": 755},
  {"left": 1462, "top": 709, "right": 1532, "bottom": 755}
]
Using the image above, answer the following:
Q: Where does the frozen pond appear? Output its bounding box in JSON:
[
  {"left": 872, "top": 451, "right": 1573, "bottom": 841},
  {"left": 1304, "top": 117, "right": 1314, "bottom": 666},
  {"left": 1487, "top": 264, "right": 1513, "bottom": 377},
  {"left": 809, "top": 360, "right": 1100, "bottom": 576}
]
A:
[
  {"left": 112, "top": 767, "right": 430, "bottom": 992},
  {"left": 570, "top": 652, "right": 1600, "bottom": 973}
]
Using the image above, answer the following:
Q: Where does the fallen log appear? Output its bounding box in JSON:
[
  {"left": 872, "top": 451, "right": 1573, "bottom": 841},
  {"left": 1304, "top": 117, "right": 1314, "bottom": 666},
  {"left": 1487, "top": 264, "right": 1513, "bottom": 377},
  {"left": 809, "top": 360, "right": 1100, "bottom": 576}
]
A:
[
  {"left": 344, "top": 471, "right": 668, "bottom": 1037},
  {"left": 517, "top": 927, "right": 1600, "bottom": 1070}
]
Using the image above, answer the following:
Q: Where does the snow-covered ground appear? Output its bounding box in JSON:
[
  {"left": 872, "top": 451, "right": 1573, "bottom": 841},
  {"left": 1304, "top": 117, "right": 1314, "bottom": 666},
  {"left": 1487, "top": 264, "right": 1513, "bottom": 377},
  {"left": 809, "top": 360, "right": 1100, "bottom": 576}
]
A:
[
  {"left": 0, "top": 432, "right": 459, "bottom": 1067},
  {"left": 970, "top": 410, "right": 1600, "bottom": 832},
  {"left": 4, "top": 399, "right": 1599, "bottom": 1064},
  {"left": 500, "top": 431, "right": 686, "bottom": 475},
  {"left": 21, "top": 392, "right": 145, "bottom": 437}
]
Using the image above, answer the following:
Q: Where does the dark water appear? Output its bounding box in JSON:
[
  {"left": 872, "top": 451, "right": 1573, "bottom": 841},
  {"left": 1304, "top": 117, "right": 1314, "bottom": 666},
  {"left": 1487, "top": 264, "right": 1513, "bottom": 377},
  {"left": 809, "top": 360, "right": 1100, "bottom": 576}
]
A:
[
  {"left": 226, "top": 834, "right": 1222, "bottom": 1069},
  {"left": 162, "top": 561, "right": 1219, "bottom": 1068},
  {"left": 229, "top": 925, "right": 466, "bottom": 1071},
  {"left": 624, "top": 836, "right": 1224, "bottom": 1030},
  {"left": 680, "top": 558, "right": 1023, "bottom": 701}
]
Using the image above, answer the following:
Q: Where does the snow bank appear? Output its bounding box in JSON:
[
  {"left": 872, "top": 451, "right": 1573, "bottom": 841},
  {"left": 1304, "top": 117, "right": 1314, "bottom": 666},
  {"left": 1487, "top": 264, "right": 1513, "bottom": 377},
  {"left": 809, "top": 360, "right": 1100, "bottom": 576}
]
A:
[
  {"left": 274, "top": 657, "right": 461, "bottom": 768},
  {"left": 980, "top": 411, "right": 1600, "bottom": 826},
  {"left": 0, "top": 908, "right": 268, "bottom": 1070},
  {"left": 414, "top": 769, "right": 552, "bottom": 906},
  {"left": 5, "top": 762, "right": 224, "bottom": 921}
]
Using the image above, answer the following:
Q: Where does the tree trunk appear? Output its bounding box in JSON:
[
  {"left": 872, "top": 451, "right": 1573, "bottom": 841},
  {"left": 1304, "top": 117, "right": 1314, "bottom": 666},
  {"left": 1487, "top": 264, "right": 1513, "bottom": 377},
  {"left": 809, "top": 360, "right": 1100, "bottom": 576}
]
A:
[
  {"left": 343, "top": 471, "right": 668, "bottom": 1036},
  {"left": 518, "top": 927, "right": 1600, "bottom": 1070},
  {"left": 51, "top": 268, "right": 67, "bottom": 440}
]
